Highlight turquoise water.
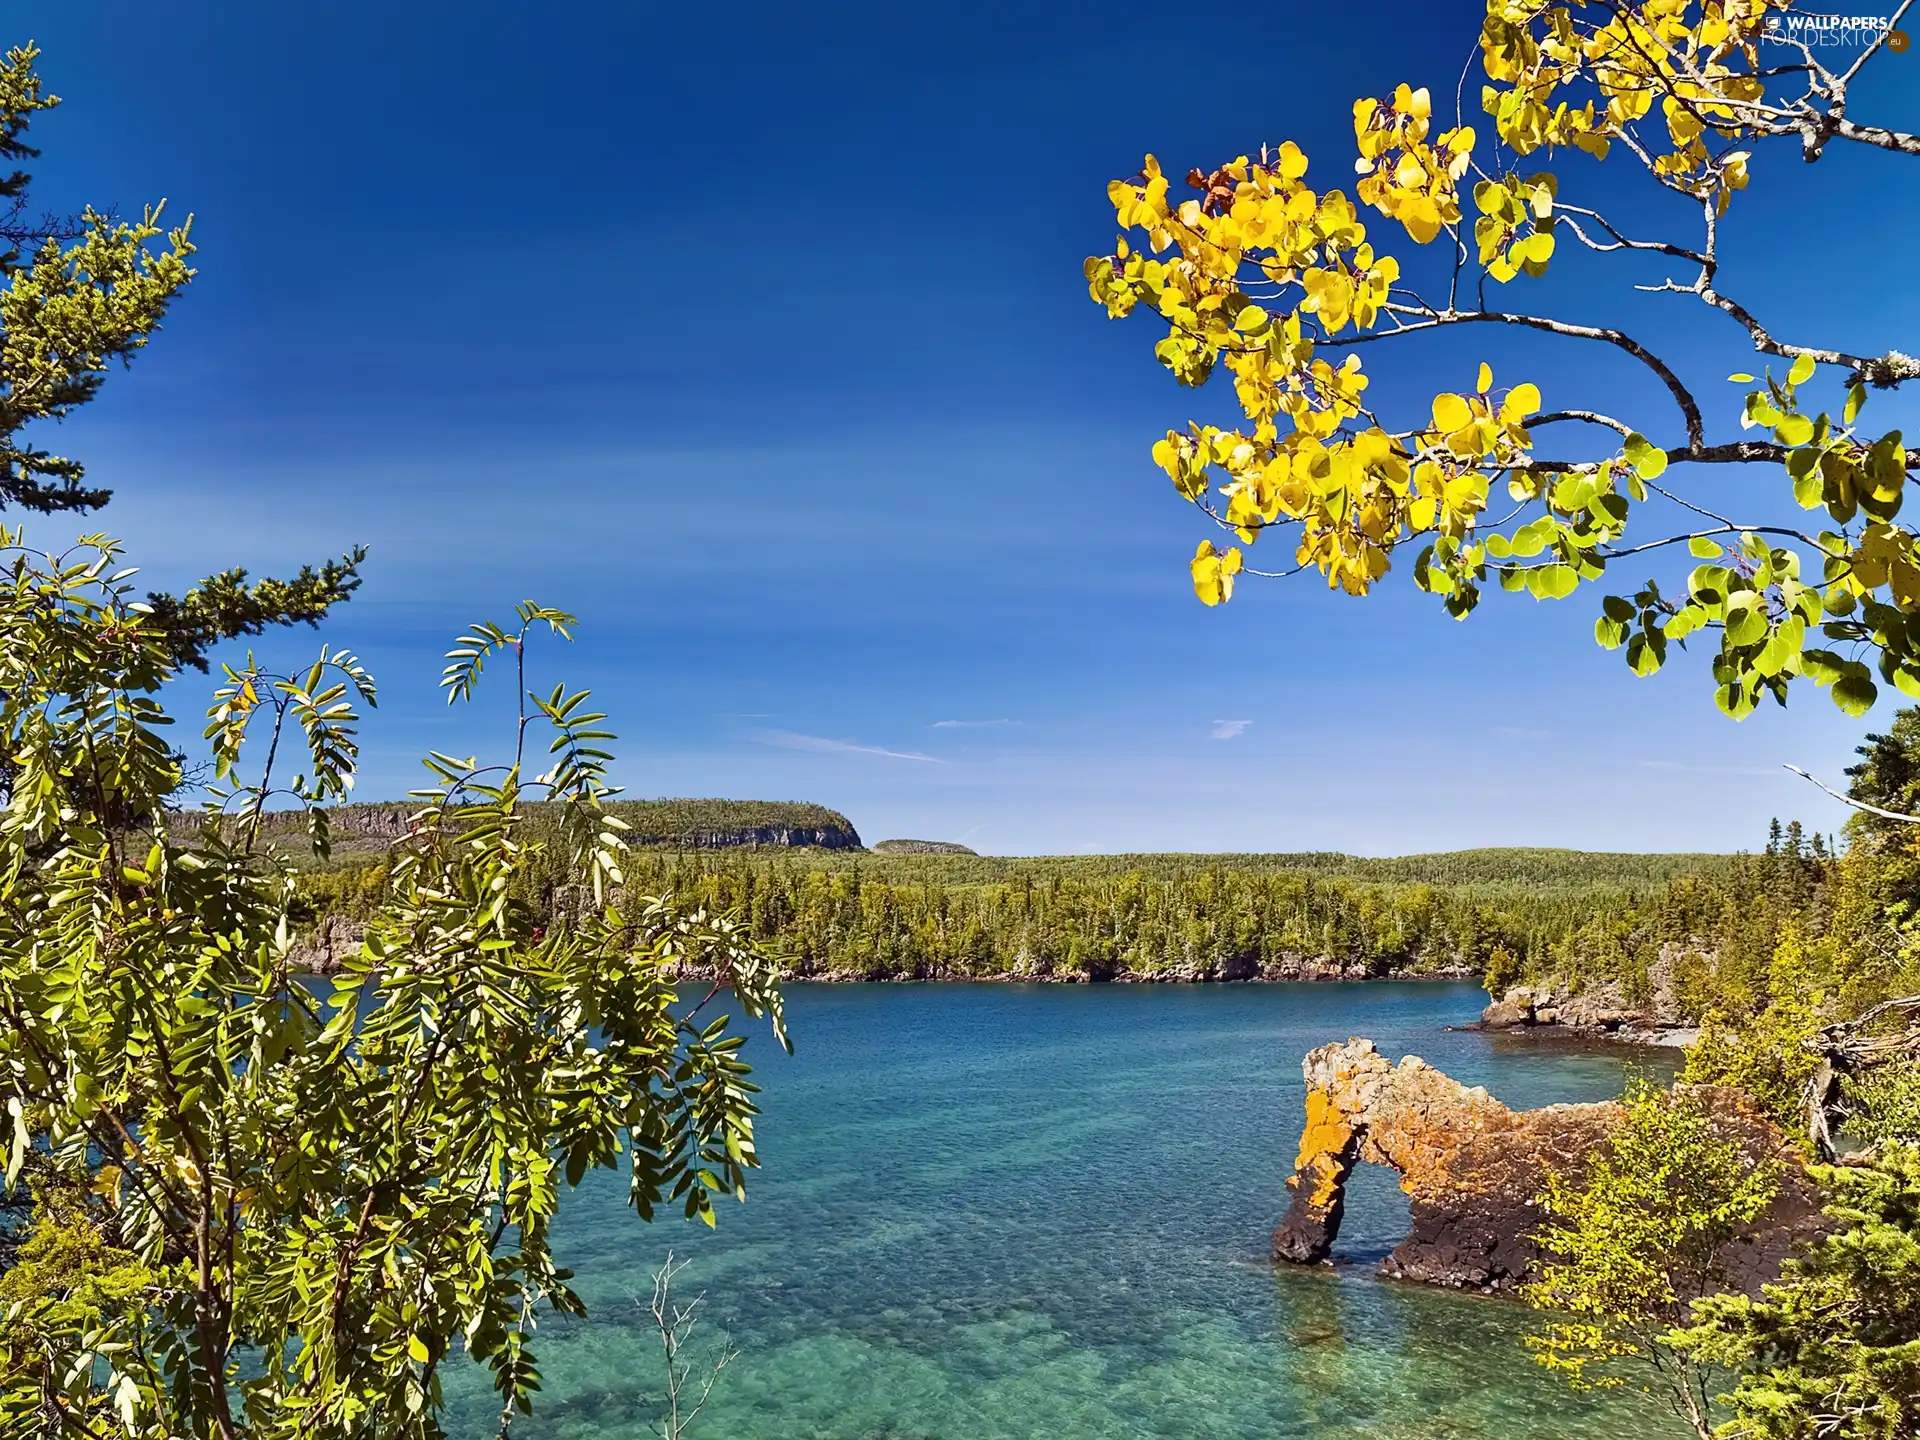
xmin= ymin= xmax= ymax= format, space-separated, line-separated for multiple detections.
xmin=443 ymin=981 xmax=1686 ymax=1439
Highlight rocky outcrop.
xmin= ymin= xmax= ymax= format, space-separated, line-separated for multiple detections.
xmin=1480 ymin=981 xmax=1646 ymax=1034
xmin=1271 ymin=1038 xmax=1822 ymax=1292
xmin=285 ymin=914 xmax=365 ymax=976
xmin=642 ymin=823 xmax=861 ymax=849
xmin=872 ymin=839 xmax=979 ymax=855
xmin=1478 ymin=948 xmax=1701 ymax=1040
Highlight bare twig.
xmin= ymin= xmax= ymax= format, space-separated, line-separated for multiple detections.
xmin=1784 ymin=765 xmax=1920 ymax=824
xmin=647 ymin=1253 xmax=738 ymax=1440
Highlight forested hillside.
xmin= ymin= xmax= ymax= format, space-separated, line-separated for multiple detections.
xmin=289 ymin=827 xmax=1772 ymax=987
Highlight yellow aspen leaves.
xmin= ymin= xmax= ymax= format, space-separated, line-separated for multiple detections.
xmin=1353 ymin=84 xmax=1476 ymax=244
xmin=1478 ymin=0 xmax=1785 ymax=210
xmin=1504 ymin=382 xmax=1542 ymax=421
xmin=1850 ymin=525 xmax=1920 ymax=609
xmin=1301 ymin=266 xmax=1354 ymax=332
xmin=1191 ymin=541 xmax=1243 ymax=605
xmin=1088 ymin=0 xmax=1920 ymax=726
xmin=1107 ymin=155 xmax=1172 ymax=245
xmin=1433 ymin=393 xmax=1474 ymax=433
xmin=1474 ymin=173 xmax=1557 ymax=281
xmin=1089 ymin=99 xmax=1562 ymax=610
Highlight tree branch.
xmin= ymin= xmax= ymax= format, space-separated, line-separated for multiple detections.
xmin=1784 ymin=764 xmax=1920 ymax=824
xmin=1365 ymin=302 xmax=1705 ymax=448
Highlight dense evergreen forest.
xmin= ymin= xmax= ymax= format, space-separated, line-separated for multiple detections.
xmin=290 ymin=815 xmax=1832 ymax=1004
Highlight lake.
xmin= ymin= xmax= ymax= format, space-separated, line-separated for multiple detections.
xmin=442 ymin=981 xmax=1686 ymax=1439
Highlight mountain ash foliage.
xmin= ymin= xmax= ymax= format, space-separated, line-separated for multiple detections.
xmin=0 ymin=550 xmax=788 ymax=1440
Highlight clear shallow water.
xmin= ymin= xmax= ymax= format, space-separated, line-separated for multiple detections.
xmin=443 ymin=982 xmax=1686 ymax=1439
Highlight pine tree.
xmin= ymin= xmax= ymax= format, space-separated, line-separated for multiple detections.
xmin=0 ymin=43 xmax=360 ymax=669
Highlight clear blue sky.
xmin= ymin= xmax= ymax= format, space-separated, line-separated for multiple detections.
xmin=24 ymin=0 xmax=1920 ymax=854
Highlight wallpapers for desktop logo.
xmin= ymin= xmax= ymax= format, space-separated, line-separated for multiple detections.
xmin=1763 ymin=11 xmax=1910 ymax=50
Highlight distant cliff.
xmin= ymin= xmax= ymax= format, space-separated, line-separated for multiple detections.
xmin=233 ymin=798 xmax=863 ymax=859
xmin=610 ymin=800 xmax=862 ymax=850
xmin=872 ymin=839 xmax=978 ymax=855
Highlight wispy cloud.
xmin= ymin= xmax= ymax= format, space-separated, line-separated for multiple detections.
xmin=1211 ymin=719 xmax=1252 ymax=741
xmin=1491 ymin=724 xmax=1553 ymax=740
xmin=932 ymin=718 xmax=1018 ymax=728
xmin=1635 ymin=759 xmax=1779 ymax=778
xmin=754 ymin=729 xmax=943 ymax=763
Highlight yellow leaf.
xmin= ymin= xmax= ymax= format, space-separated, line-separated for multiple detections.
xmin=1504 ymin=382 xmax=1541 ymax=418
xmin=1191 ymin=541 xmax=1243 ymax=606
xmin=1476 ymin=363 xmax=1493 ymax=394
xmin=1399 ymin=195 xmax=1444 ymax=244
xmin=1432 ymin=392 xmax=1473 ymax=432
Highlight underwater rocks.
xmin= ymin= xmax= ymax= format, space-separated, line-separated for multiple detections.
xmin=1271 ymin=1038 xmax=1822 ymax=1292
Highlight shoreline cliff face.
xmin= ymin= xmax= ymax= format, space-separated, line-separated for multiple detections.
xmin=1271 ymin=1038 xmax=1822 ymax=1293
xmin=1478 ymin=956 xmax=1700 ymax=1043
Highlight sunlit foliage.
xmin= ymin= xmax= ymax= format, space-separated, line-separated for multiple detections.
xmin=1524 ymin=1080 xmax=1782 ymax=1438
xmin=1672 ymin=1145 xmax=1920 ymax=1440
xmin=0 ymin=538 xmax=786 ymax=1440
xmin=1090 ymin=1 xmax=1920 ymax=719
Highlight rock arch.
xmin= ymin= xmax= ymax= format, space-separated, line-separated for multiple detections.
xmin=1270 ymin=1038 xmax=1821 ymax=1292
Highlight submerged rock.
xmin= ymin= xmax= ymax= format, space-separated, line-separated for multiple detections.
xmin=1271 ymin=1038 xmax=1822 ymax=1292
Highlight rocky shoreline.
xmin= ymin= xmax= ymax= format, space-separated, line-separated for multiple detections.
xmin=285 ymin=915 xmax=1481 ymax=984
xmin=1473 ymin=979 xmax=1697 ymax=1048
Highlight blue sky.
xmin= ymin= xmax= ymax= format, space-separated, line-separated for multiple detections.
xmin=22 ymin=0 xmax=1920 ymax=854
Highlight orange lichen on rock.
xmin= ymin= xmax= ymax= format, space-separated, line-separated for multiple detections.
xmin=1294 ymin=1088 xmax=1352 ymax=1169
xmin=1294 ymin=1088 xmax=1355 ymax=1208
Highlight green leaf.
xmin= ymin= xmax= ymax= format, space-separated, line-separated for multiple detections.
xmin=1623 ymin=433 xmax=1668 ymax=480
xmin=1845 ymin=383 xmax=1867 ymax=426
xmin=1723 ymin=593 xmax=1768 ymax=646
xmin=1833 ymin=666 xmax=1879 ymax=717
xmin=1789 ymin=451 xmax=1824 ymax=510
xmin=1715 ymin=682 xmax=1758 ymax=719
xmin=1689 ymin=564 xmax=1735 ymax=610
xmin=1529 ymin=565 xmax=1579 ymax=600
xmin=1788 ymin=352 xmax=1817 ymax=387
xmin=1508 ymin=519 xmax=1552 ymax=559
xmin=1688 ymin=537 xmax=1723 ymax=559
xmin=1626 ymin=631 xmax=1665 ymax=676
xmin=1776 ymin=413 xmax=1815 ymax=447
xmin=1664 ymin=607 xmax=1701 ymax=640
xmin=1753 ymin=618 xmax=1806 ymax=677
xmin=1800 ymin=648 xmax=1847 ymax=685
